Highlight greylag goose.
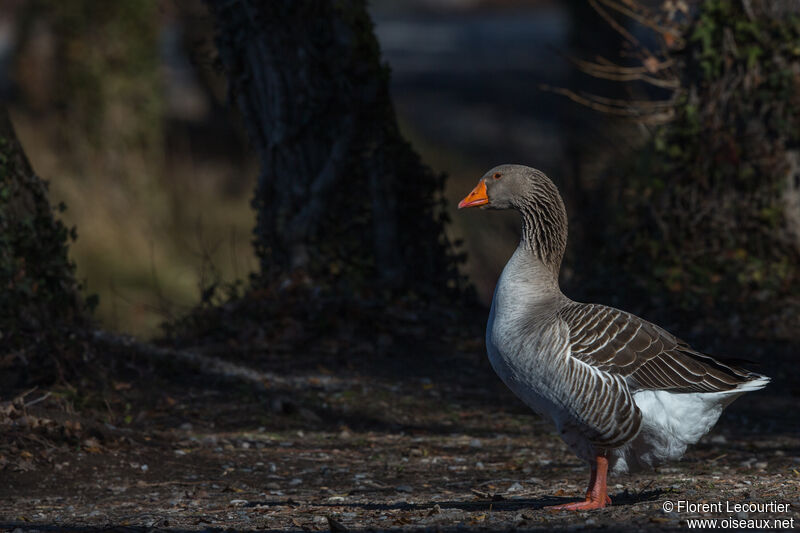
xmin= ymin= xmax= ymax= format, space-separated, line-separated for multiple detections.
xmin=458 ymin=164 xmax=769 ymax=511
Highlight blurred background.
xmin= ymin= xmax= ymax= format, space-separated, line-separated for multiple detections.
xmin=2 ymin=0 xmax=796 ymax=340
xmin=1 ymin=0 xmax=259 ymax=335
xmin=0 ymin=0 xmax=634 ymax=337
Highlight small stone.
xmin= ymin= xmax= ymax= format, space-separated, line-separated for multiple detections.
xmin=507 ymin=482 xmax=523 ymax=493
xmin=327 ymin=514 xmax=348 ymax=532
xmin=469 ymin=439 xmax=482 ymax=448
xmin=395 ymin=485 xmax=413 ymax=493
xmin=710 ymin=435 xmax=727 ymax=444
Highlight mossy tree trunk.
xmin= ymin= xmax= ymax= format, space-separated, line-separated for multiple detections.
xmin=0 ymin=107 xmax=84 ymax=356
xmin=206 ymin=1 xmax=463 ymax=296
xmin=609 ymin=0 xmax=800 ymax=338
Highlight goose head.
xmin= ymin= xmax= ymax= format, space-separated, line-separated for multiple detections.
xmin=457 ymin=164 xmax=556 ymax=210
xmin=458 ymin=164 xmax=568 ymax=274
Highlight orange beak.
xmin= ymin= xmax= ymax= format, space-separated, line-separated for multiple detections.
xmin=458 ymin=181 xmax=489 ymax=209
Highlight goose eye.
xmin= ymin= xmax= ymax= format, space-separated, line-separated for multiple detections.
xmin=493 ymin=172 xmax=502 ymax=180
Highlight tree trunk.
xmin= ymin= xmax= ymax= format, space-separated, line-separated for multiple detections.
xmin=0 ymin=107 xmax=83 ymax=352
xmin=206 ymin=1 xmax=463 ymax=294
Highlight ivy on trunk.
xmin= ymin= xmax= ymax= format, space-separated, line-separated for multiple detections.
xmin=0 ymin=107 xmax=86 ymax=366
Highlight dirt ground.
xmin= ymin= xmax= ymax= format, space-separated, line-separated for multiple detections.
xmin=1 ymin=328 xmax=799 ymax=532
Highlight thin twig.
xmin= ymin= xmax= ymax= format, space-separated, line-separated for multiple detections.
xmin=13 ymin=386 xmax=38 ymax=403
xmin=596 ymin=0 xmax=682 ymax=43
xmin=539 ymin=85 xmax=677 ymax=124
xmin=24 ymin=392 xmax=52 ymax=408
xmin=567 ymin=56 xmax=680 ymax=89
xmin=568 ymin=55 xmax=674 ymax=74
xmin=589 ymin=0 xmax=643 ymax=49
xmin=581 ymin=92 xmax=676 ymax=109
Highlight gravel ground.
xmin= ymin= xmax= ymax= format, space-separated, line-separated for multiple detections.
xmin=1 ymin=336 xmax=798 ymax=532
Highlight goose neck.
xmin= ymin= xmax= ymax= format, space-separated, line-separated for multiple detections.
xmin=517 ymin=198 xmax=567 ymax=278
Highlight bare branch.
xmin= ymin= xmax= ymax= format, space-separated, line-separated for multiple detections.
xmin=539 ymin=84 xmax=677 ymax=123
xmin=93 ymin=330 xmax=358 ymax=391
xmin=569 ymin=56 xmax=674 ymax=74
xmin=596 ymin=0 xmax=683 ymax=45
xmin=567 ymin=56 xmax=680 ymax=89
xmin=589 ymin=0 xmax=643 ymax=49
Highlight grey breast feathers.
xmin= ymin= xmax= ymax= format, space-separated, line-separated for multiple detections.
xmin=558 ymin=303 xmax=763 ymax=393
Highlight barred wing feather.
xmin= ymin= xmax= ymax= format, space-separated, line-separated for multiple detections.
xmin=558 ymin=303 xmax=760 ymax=393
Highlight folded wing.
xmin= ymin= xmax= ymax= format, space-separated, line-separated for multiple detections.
xmin=558 ymin=303 xmax=760 ymax=393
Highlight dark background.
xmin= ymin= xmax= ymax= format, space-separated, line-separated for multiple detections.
xmin=0 ymin=0 xmax=638 ymax=335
